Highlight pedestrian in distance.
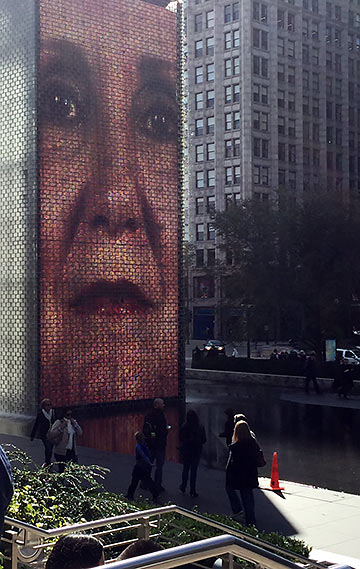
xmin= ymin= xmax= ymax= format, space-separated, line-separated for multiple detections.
xmin=126 ymin=431 xmax=158 ymax=502
xmin=179 ymin=409 xmax=206 ymax=497
xmin=48 ymin=408 xmax=83 ymax=473
xmin=143 ymin=398 xmax=170 ymax=493
xmin=304 ymin=351 xmax=321 ymax=394
xmin=225 ymin=420 xmax=261 ymax=526
xmin=30 ymin=398 xmax=55 ymax=466
xmin=219 ymin=408 xmax=235 ymax=446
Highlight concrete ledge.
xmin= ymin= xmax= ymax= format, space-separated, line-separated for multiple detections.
xmin=0 ymin=413 xmax=34 ymax=437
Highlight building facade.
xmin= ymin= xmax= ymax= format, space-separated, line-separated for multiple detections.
xmin=186 ymin=0 xmax=360 ymax=340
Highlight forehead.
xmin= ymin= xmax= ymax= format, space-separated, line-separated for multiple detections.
xmin=39 ymin=0 xmax=176 ymax=74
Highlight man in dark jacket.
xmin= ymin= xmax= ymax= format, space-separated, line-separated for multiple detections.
xmin=30 ymin=399 xmax=55 ymax=465
xmin=304 ymin=352 xmax=321 ymax=394
xmin=143 ymin=398 xmax=169 ymax=493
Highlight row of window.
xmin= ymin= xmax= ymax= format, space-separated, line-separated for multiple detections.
xmin=194 ymin=3 xmax=239 ymax=32
xmin=194 ymin=250 xmax=216 ymax=269
xmin=195 ymin=166 xmax=241 ymax=188
xmin=278 ymin=143 xmax=297 ymax=163
xmin=195 ymin=63 xmax=214 ymax=83
xmin=196 ymin=223 xmax=215 ymax=241
xmin=194 ymin=112 xmax=267 ymax=137
xmin=195 ymin=195 xmax=215 ymax=215
xmin=195 ymin=139 xmax=241 ymax=161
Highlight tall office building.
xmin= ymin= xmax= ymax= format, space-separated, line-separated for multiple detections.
xmin=186 ymin=0 xmax=360 ymax=340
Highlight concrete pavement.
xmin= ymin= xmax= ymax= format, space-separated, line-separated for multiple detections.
xmin=1 ymin=432 xmax=360 ymax=569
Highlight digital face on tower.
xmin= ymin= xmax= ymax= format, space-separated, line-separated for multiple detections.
xmin=39 ymin=0 xmax=179 ymax=406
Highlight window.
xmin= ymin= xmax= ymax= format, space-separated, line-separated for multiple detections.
xmin=207 ymin=223 xmax=215 ymax=240
xmin=225 ymin=113 xmax=232 ymax=131
xmin=225 ymin=85 xmax=232 ymax=104
xmin=326 ymin=25 xmax=332 ymax=43
xmin=288 ymin=118 xmax=296 ymax=137
xmin=195 ymin=118 xmax=203 ymax=136
xmin=326 ymin=2 xmax=331 ymax=19
xmin=233 ymin=56 xmax=240 ymax=75
xmin=233 ymin=30 xmax=240 ymax=48
xmin=207 ymin=169 xmax=215 ymax=187
xmin=206 ymin=36 xmax=214 ymax=56
xmin=196 ymin=249 xmax=204 ymax=267
xmin=278 ymin=37 xmax=285 ymax=56
xmin=326 ymin=51 xmax=332 ymax=70
xmin=303 ymin=44 xmax=310 ymax=64
xmin=303 ymin=121 xmax=310 ymax=140
xmin=206 ymin=63 xmax=215 ymax=81
xmin=195 ymin=92 xmax=203 ymax=110
xmin=195 ymin=39 xmax=203 ymax=57
xmin=313 ymin=148 xmax=320 ymax=166
xmin=204 ymin=91 xmax=214 ymax=111
xmin=336 ymin=128 xmax=342 ymax=146
xmin=302 ymin=18 xmax=309 ymax=37
xmin=254 ymin=137 xmax=269 ymax=158
xmin=335 ymin=103 xmax=342 ymax=121
xmin=278 ymin=9 xmax=285 ymax=29
xmin=288 ymin=39 xmax=295 ymax=57
xmin=335 ymin=54 xmax=342 ymax=73
xmin=234 ymin=138 xmax=240 ymax=156
xmin=312 ymin=20 xmax=319 ymax=40
xmin=225 ymin=59 xmax=232 ymax=77
xmin=335 ymin=28 xmax=341 ymax=46
xmin=288 ymin=66 xmax=296 ymax=84
xmin=225 ymin=166 xmax=233 ymax=185
xmin=312 ymin=47 xmax=319 ymax=65
xmin=278 ymin=89 xmax=285 ymax=108
xmin=207 ymin=249 xmax=215 ymax=266
xmin=278 ymin=62 xmax=285 ymax=82
xmin=253 ymin=1 xmax=268 ymax=24
xmin=233 ymin=2 xmax=239 ymax=21
xmin=195 ymin=197 xmax=204 ymax=215
xmin=234 ymin=165 xmax=241 ymax=184
xmin=312 ymin=72 xmax=319 ymax=92
xmin=313 ymin=123 xmax=319 ymax=142
xmin=326 ymin=101 xmax=333 ymax=119
xmin=233 ymin=84 xmax=240 ymax=102
xmin=312 ymin=0 xmax=318 ymax=13
xmin=206 ymin=116 xmax=215 ymax=134
xmin=335 ymin=5 xmax=341 ymax=21
xmin=326 ymin=75 xmax=332 ymax=96
xmin=193 ymin=276 xmax=214 ymax=298
xmin=278 ymin=142 xmax=286 ymax=161
xmin=278 ymin=169 xmax=286 ymax=185
xmin=288 ymin=92 xmax=295 ymax=111
xmin=196 ymin=171 xmax=204 ymax=188
xmin=225 ymin=139 xmax=232 ymax=158
xmin=289 ymin=170 xmax=296 ymax=190
xmin=253 ymin=28 xmax=269 ymax=50
xmin=224 ymin=2 xmax=239 ymax=23
xmin=207 ymin=142 xmax=215 ymax=160
xmin=288 ymin=12 xmax=295 ymax=32
xmin=254 ymin=165 xmax=269 ymax=185
xmin=206 ymin=9 xmax=214 ymax=28
xmin=207 ymin=196 xmax=215 ymax=214
xmin=233 ymin=110 xmax=240 ymax=129
xmin=336 ymin=153 xmax=342 ymax=171
xmin=196 ymin=223 xmax=204 ymax=241
xmin=253 ymin=110 xmax=268 ymax=131
xmin=194 ymin=13 xmax=202 ymax=32
xmin=195 ymin=66 xmax=203 ymax=84
xmin=254 ymin=55 xmax=268 ymax=77
xmin=312 ymin=98 xmax=319 ymax=117
xmin=278 ymin=116 xmax=285 ymax=135
xmin=303 ymin=147 xmax=310 ymax=164
xmin=327 ymin=151 xmax=333 ymax=169
xmin=303 ymin=69 xmax=309 ymax=89
xmin=303 ymin=95 xmax=310 ymax=115
xmin=289 ymin=144 xmax=296 ymax=163
xmin=195 ymin=144 xmax=204 ymax=162
xmin=225 ymin=31 xmax=232 ymax=50
xmin=335 ymin=78 xmax=342 ymax=97
xmin=254 ymin=83 xmax=268 ymax=104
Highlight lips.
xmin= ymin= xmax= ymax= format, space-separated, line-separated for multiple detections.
xmin=69 ymin=279 xmax=154 ymax=316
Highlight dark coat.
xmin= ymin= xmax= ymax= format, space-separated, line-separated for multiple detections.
xmin=143 ymin=409 xmax=168 ymax=450
xmin=30 ymin=409 xmax=55 ymax=441
xmin=226 ymin=439 xmax=259 ymax=489
xmin=0 ymin=445 xmax=13 ymax=533
xmin=179 ymin=422 xmax=206 ymax=462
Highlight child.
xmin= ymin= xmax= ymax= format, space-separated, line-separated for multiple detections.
xmin=126 ymin=432 xmax=158 ymax=501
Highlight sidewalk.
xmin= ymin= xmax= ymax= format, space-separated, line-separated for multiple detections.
xmin=1 ymin=432 xmax=360 ymax=568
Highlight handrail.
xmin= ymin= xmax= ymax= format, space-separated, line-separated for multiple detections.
xmin=3 ymin=505 xmax=324 ymax=569
xmin=97 ymin=534 xmax=301 ymax=569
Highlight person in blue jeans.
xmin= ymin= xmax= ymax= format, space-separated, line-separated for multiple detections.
xmin=179 ymin=410 xmax=206 ymax=497
xmin=126 ymin=432 xmax=158 ymax=501
xmin=225 ymin=420 xmax=260 ymax=526
xmin=143 ymin=399 xmax=169 ymax=493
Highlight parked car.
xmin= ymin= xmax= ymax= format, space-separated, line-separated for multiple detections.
xmin=336 ymin=348 xmax=360 ymax=365
xmin=203 ymin=340 xmax=226 ymax=355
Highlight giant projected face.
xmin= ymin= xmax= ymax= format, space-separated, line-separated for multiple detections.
xmin=39 ymin=0 xmax=179 ymax=405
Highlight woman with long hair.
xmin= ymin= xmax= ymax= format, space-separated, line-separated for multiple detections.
xmin=225 ymin=420 xmax=260 ymax=525
xmin=179 ymin=409 xmax=206 ymax=497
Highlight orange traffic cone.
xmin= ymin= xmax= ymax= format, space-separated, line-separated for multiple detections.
xmin=269 ymin=452 xmax=284 ymax=491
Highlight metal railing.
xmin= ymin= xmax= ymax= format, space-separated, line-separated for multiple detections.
xmin=1 ymin=505 xmax=326 ymax=569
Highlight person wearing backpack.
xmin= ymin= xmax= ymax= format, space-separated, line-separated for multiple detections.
xmin=48 ymin=408 xmax=83 ymax=472
xmin=30 ymin=399 xmax=55 ymax=466
xmin=179 ymin=410 xmax=206 ymax=498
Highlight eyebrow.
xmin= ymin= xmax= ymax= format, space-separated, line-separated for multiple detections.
xmin=40 ymin=39 xmax=92 ymax=78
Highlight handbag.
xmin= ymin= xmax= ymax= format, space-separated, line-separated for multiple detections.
xmin=47 ymin=422 xmax=64 ymax=446
xmin=257 ymin=448 xmax=266 ymax=467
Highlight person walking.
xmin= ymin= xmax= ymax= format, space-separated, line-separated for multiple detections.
xmin=143 ymin=398 xmax=169 ymax=493
xmin=30 ymin=398 xmax=55 ymax=466
xmin=304 ymin=352 xmax=321 ymax=394
xmin=0 ymin=445 xmax=13 ymax=534
xmin=225 ymin=421 xmax=260 ymax=526
xmin=219 ymin=408 xmax=234 ymax=446
xmin=126 ymin=432 xmax=158 ymax=502
xmin=179 ymin=410 xmax=206 ymax=497
xmin=48 ymin=409 xmax=83 ymax=473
